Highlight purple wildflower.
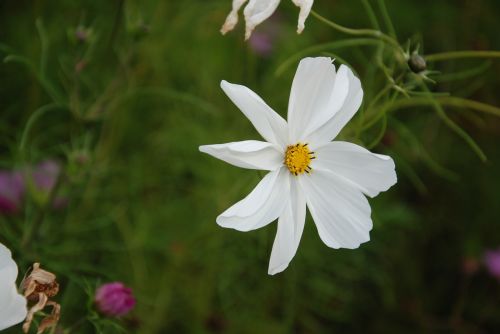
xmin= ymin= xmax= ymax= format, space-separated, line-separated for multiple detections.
xmin=249 ymin=31 xmax=274 ymax=57
xmin=30 ymin=160 xmax=60 ymax=192
xmin=0 ymin=171 xmax=25 ymax=214
xmin=28 ymin=160 xmax=67 ymax=208
xmin=0 ymin=160 xmax=65 ymax=215
xmin=247 ymin=15 xmax=282 ymax=57
xmin=95 ymin=282 xmax=136 ymax=317
xmin=484 ymin=248 xmax=500 ymax=280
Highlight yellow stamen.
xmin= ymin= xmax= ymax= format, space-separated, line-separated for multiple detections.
xmin=284 ymin=143 xmax=315 ymax=175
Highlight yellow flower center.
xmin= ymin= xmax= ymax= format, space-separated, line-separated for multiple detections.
xmin=284 ymin=143 xmax=315 ymax=176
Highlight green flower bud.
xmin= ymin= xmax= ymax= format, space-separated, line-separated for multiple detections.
xmin=408 ymin=53 xmax=427 ymax=73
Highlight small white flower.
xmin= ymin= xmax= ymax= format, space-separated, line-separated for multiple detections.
xmin=221 ymin=0 xmax=314 ymax=40
xmin=0 ymin=243 xmax=27 ymax=330
xmin=200 ymin=57 xmax=397 ymax=275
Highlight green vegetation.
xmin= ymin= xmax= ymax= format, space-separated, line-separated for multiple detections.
xmin=1 ymin=0 xmax=499 ymax=333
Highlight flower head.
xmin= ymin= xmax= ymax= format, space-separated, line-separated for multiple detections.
xmin=200 ymin=57 xmax=397 ymax=275
xmin=221 ymin=0 xmax=313 ymax=40
xmin=0 ymin=243 xmax=27 ymax=331
xmin=95 ymin=282 xmax=136 ymax=317
xmin=484 ymin=248 xmax=500 ymax=280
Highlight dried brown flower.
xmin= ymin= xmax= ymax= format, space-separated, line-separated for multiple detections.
xmin=21 ymin=263 xmax=61 ymax=334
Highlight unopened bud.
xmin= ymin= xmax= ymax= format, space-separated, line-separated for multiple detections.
xmin=408 ymin=53 xmax=427 ymax=73
xmin=95 ymin=282 xmax=136 ymax=317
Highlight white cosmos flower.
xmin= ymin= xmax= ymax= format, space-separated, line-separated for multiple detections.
xmin=221 ymin=0 xmax=314 ymax=40
xmin=0 ymin=243 xmax=27 ymax=330
xmin=200 ymin=57 xmax=397 ymax=275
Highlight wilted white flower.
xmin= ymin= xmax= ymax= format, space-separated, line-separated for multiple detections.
xmin=21 ymin=263 xmax=60 ymax=334
xmin=221 ymin=0 xmax=314 ymax=40
xmin=200 ymin=57 xmax=397 ymax=275
xmin=0 ymin=243 xmax=27 ymax=330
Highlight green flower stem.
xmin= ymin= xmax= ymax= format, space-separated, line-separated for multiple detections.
xmin=419 ymin=83 xmax=487 ymax=162
xmin=391 ymin=118 xmax=460 ymax=181
xmin=275 ymin=38 xmax=381 ymax=77
xmin=436 ymin=61 xmax=491 ymax=82
xmin=361 ymin=0 xmax=381 ymax=30
xmin=19 ymin=103 xmax=65 ymax=155
xmin=4 ymin=54 xmax=64 ymax=103
xmin=425 ymin=50 xmax=500 ymax=62
xmin=310 ymin=10 xmax=404 ymax=56
xmin=363 ymin=96 xmax=500 ymax=130
xmin=393 ymin=154 xmax=428 ymax=195
xmin=377 ymin=0 xmax=397 ymax=39
xmin=22 ymin=170 xmax=66 ymax=248
xmin=367 ymin=113 xmax=387 ymax=149
xmin=35 ymin=19 xmax=48 ymax=79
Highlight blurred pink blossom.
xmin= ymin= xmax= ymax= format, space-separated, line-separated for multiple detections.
xmin=95 ymin=282 xmax=136 ymax=317
xmin=484 ymin=248 xmax=500 ymax=280
xmin=0 ymin=160 xmax=65 ymax=215
xmin=26 ymin=160 xmax=66 ymax=209
xmin=248 ymin=16 xmax=282 ymax=57
xmin=0 ymin=171 xmax=25 ymax=214
xmin=30 ymin=160 xmax=60 ymax=192
xmin=249 ymin=31 xmax=274 ymax=56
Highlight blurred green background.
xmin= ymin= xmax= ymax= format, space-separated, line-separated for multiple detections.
xmin=1 ymin=0 xmax=499 ymax=333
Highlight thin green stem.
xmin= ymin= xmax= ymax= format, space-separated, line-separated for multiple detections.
xmin=364 ymin=96 xmax=500 ymax=130
xmin=436 ymin=61 xmax=491 ymax=82
xmin=367 ymin=113 xmax=387 ymax=149
xmin=4 ymin=54 xmax=64 ymax=103
xmin=391 ymin=118 xmax=459 ymax=181
xmin=108 ymin=0 xmax=125 ymax=48
xmin=275 ymin=38 xmax=381 ymax=76
xmin=392 ymin=154 xmax=428 ymax=195
xmin=311 ymin=10 xmax=404 ymax=55
xmin=421 ymin=83 xmax=486 ymax=162
xmin=361 ymin=0 xmax=381 ymax=30
xmin=364 ymin=83 xmax=392 ymax=125
xmin=35 ymin=19 xmax=48 ymax=79
xmin=432 ymin=100 xmax=487 ymax=162
xmin=425 ymin=50 xmax=500 ymax=62
xmin=22 ymin=171 xmax=65 ymax=248
xmin=19 ymin=103 xmax=64 ymax=155
xmin=377 ymin=0 xmax=397 ymax=39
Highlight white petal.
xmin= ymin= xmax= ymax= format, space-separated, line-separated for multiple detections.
xmin=221 ymin=0 xmax=249 ymax=35
xmin=0 ymin=293 xmax=27 ymax=331
xmin=291 ymin=0 xmax=314 ymax=33
xmin=287 ymin=58 xmax=350 ymax=143
xmin=217 ymin=167 xmax=289 ymax=231
xmin=299 ymin=170 xmax=372 ymax=249
xmin=0 ymin=244 xmax=18 ymax=304
xmin=303 ymin=64 xmax=351 ymax=139
xmin=221 ymin=80 xmax=288 ymax=147
xmin=307 ymin=66 xmax=363 ymax=144
xmin=0 ymin=243 xmax=27 ymax=331
xmin=199 ymin=140 xmax=283 ymax=171
xmin=268 ymin=178 xmax=306 ymax=275
xmin=243 ymin=0 xmax=281 ymax=40
xmin=312 ymin=141 xmax=397 ymax=197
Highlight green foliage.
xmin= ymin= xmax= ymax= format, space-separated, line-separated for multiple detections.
xmin=1 ymin=0 xmax=499 ymax=333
